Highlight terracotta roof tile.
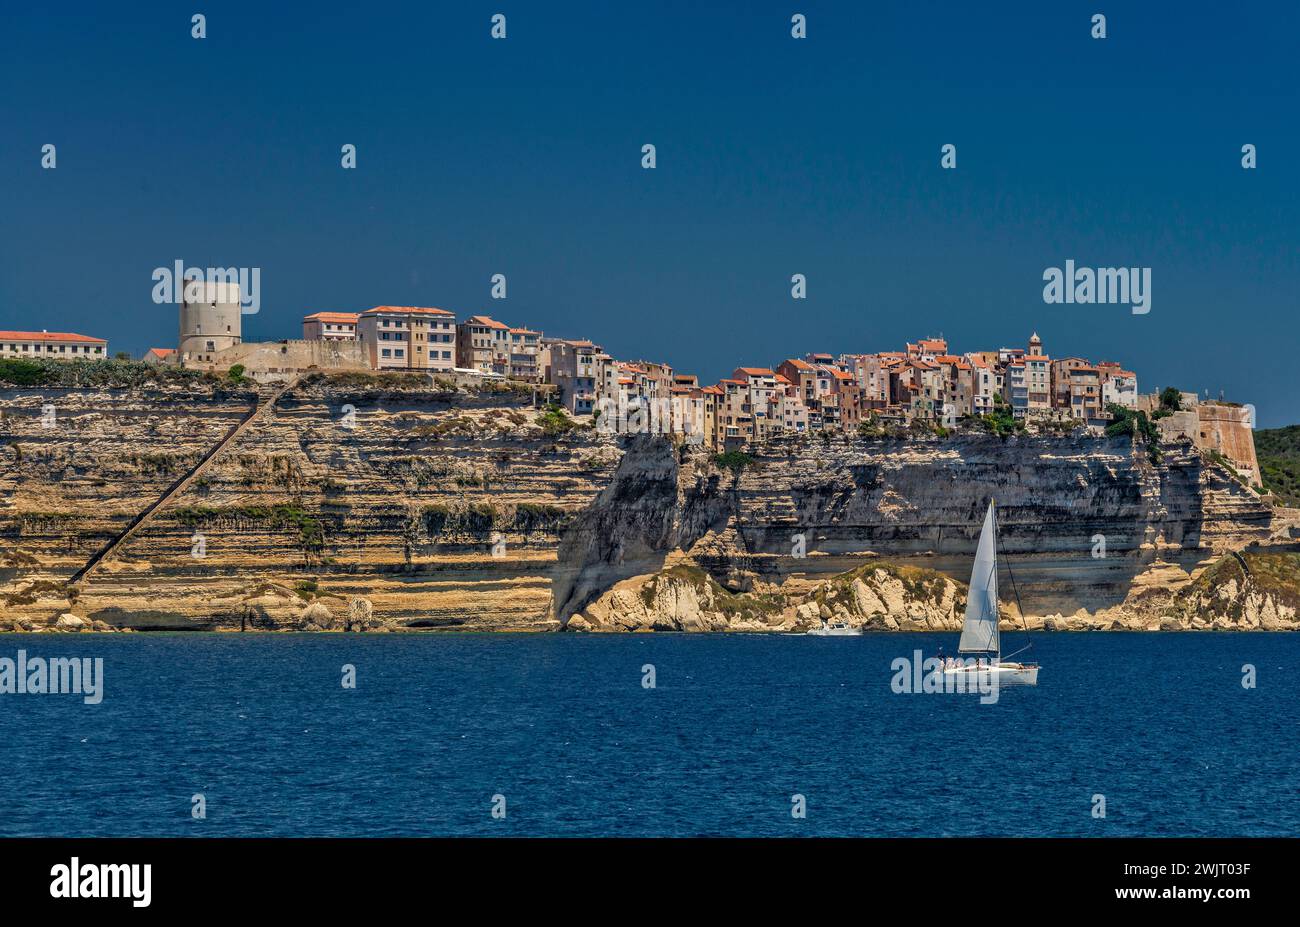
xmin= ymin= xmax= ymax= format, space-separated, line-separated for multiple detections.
xmin=0 ymin=330 xmax=106 ymax=343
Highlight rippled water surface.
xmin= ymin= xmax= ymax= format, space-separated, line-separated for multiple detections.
xmin=0 ymin=632 xmax=1294 ymax=836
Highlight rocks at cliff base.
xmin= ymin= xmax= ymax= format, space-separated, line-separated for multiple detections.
xmin=568 ymin=546 xmax=1300 ymax=632
xmin=300 ymin=602 xmax=338 ymax=631
xmin=345 ymin=597 xmax=382 ymax=631
xmin=807 ymin=563 xmax=964 ymax=631
xmin=1175 ymin=547 xmax=1299 ymax=629
xmin=572 ymin=562 xmax=789 ymax=632
xmin=570 ymin=559 xmax=967 ymax=633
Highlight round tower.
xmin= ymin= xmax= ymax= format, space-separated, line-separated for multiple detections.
xmin=178 ymin=279 xmax=242 ymax=362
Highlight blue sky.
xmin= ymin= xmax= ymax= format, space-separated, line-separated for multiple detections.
xmin=2 ymin=1 xmax=1296 ymax=424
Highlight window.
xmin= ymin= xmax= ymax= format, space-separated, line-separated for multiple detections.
xmin=381 ymin=349 xmax=391 ymax=358
xmin=442 ymin=351 xmax=451 ymax=359
xmin=395 ymin=349 xmax=404 ymax=358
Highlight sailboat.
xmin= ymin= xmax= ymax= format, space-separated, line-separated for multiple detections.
xmin=943 ymin=499 xmax=1039 ymax=687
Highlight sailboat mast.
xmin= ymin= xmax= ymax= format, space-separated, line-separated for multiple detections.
xmin=991 ymin=501 xmax=1000 ymax=659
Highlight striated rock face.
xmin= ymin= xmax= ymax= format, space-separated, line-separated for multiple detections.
xmin=0 ymin=379 xmax=1284 ymax=631
xmin=556 ymin=432 xmax=1282 ymax=630
xmin=2 ymin=377 xmax=621 ymax=630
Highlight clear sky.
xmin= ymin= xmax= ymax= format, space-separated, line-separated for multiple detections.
xmin=2 ymin=1 xmax=1296 ymax=424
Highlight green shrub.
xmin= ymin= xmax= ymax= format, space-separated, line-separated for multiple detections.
xmin=713 ymin=450 xmax=755 ymax=472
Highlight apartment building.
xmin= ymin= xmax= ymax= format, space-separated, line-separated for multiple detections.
xmin=969 ymin=355 xmax=997 ymax=414
xmin=506 ymin=327 xmax=543 ymax=382
xmin=302 ymin=312 xmax=360 ymax=341
xmin=906 ymin=359 xmax=945 ymax=421
xmin=842 ymin=353 xmax=890 ymax=411
xmin=1004 ymin=360 xmax=1029 ymax=417
xmin=772 ymin=374 xmax=809 ymax=433
xmin=1067 ymin=366 xmax=1104 ymax=421
xmin=732 ymin=367 xmax=780 ymax=439
xmin=1097 ymin=362 xmax=1138 ymax=408
xmin=456 ymin=315 xmax=510 ymax=374
xmin=717 ymin=378 xmax=754 ymax=443
xmin=0 ymin=330 xmax=108 ymax=360
xmin=543 ymin=338 xmax=602 ymax=414
xmin=777 ymin=358 xmax=819 ymax=412
xmin=357 ymin=306 xmax=457 ymax=371
xmin=698 ymin=384 xmax=724 ymax=447
xmin=1025 ymin=333 xmax=1052 ymax=413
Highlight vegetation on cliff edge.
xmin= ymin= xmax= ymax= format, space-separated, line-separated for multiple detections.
xmin=0 ymin=357 xmax=224 ymax=389
xmin=1255 ymin=425 xmax=1300 ymax=506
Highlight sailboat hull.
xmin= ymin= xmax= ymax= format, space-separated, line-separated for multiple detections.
xmin=943 ymin=663 xmax=1039 ymax=687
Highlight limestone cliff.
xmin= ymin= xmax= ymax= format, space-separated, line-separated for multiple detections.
xmin=557 ymin=432 xmax=1279 ymax=628
xmin=0 ymin=376 xmax=1288 ymax=631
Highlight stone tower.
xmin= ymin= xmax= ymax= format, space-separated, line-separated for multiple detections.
xmin=178 ymin=279 xmax=242 ymax=363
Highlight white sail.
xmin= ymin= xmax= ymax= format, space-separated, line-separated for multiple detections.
xmin=957 ymin=500 xmax=999 ymax=655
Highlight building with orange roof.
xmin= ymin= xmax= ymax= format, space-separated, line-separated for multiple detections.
xmin=716 ymin=378 xmax=755 ymax=443
xmin=143 ymin=347 xmax=177 ymax=364
xmin=0 ymin=330 xmax=107 ymax=361
xmin=731 ymin=367 xmax=780 ymax=439
xmin=776 ymin=359 xmax=819 ymax=414
xmin=357 ymin=306 xmax=457 ymax=372
xmin=967 ymin=353 xmax=998 ymax=414
xmin=906 ymin=337 xmax=948 ymax=361
xmin=302 ymin=311 xmax=360 ymax=341
xmin=456 ymin=314 xmax=510 ymax=375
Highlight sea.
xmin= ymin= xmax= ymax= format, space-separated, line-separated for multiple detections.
xmin=0 ymin=632 xmax=1295 ymax=837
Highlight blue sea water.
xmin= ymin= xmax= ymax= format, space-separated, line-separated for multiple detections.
xmin=0 ymin=632 xmax=1295 ymax=837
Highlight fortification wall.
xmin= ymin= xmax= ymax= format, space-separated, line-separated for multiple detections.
xmin=195 ymin=339 xmax=370 ymax=382
xmin=1195 ymin=403 xmax=1260 ymax=485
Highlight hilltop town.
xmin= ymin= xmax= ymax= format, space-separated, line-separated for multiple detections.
xmin=0 ymin=283 xmax=1289 ymax=636
xmin=0 ymin=281 xmax=1260 ymax=482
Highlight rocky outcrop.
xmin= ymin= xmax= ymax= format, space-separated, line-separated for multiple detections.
xmin=0 ymin=377 xmax=1284 ymax=631
xmin=570 ymin=559 xmax=966 ymax=633
xmin=1173 ymin=546 xmax=1300 ymax=630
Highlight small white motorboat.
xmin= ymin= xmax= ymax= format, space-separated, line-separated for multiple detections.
xmin=807 ymin=621 xmax=862 ymax=636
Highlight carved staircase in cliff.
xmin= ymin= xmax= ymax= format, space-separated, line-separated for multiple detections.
xmin=67 ymin=376 xmax=301 ymax=587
